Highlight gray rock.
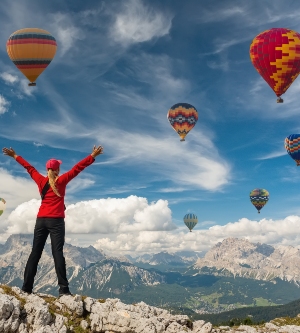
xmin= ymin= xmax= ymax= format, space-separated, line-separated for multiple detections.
xmin=265 ymin=323 xmax=278 ymax=330
xmin=57 ymin=294 xmax=83 ymax=316
xmin=236 ymin=326 xmax=257 ymax=333
xmin=200 ymin=323 xmax=213 ymax=333
xmin=81 ymin=319 xmax=89 ymax=329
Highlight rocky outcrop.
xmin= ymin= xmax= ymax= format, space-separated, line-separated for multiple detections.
xmin=193 ymin=238 xmax=300 ymax=284
xmin=1 ymin=285 xmax=300 ymax=333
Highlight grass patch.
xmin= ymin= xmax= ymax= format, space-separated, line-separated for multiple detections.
xmin=0 ymin=284 xmax=26 ymax=309
xmin=272 ymin=317 xmax=300 ymax=326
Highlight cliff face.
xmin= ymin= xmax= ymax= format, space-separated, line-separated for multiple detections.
xmin=1 ymin=285 xmax=300 ymax=333
xmin=193 ymin=238 xmax=300 ymax=283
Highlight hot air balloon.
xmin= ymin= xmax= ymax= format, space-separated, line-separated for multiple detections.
xmin=167 ymin=103 xmax=198 ymax=141
xmin=0 ymin=198 xmax=6 ymax=216
xmin=183 ymin=213 xmax=198 ymax=232
xmin=250 ymin=28 xmax=300 ymax=103
xmin=249 ymin=189 xmax=269 ymax=214
xmin=285 ymin=134 xmax=300 ymax=166
xmin=6 ymin=28 xmax=57 ymax=86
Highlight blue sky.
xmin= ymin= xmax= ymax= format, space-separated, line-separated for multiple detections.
xmin=1 ymin=0 xmax=300 ymax=254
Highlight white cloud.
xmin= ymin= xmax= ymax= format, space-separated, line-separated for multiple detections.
xmin=95 ymin=129 xmax=230 ymax=191
xmin=5 ymin=199 xmax=40 ymax=234
xmin=4 ymin=195 xmax=176 ymax=235
xmin=0 ymin=72 xmax=18 ymax=84
xmin=0 ymin=72 xmax=35 ymax=97
xmin=0 ymin=168 xmax=40 ymax=231
xmin=33 ymin=142 xmax=44 ymax=147
xmin=50 ymin=12 xmax=85 ymax=56
xmin=198 ymin=6 xmax=247 ymax=23
xmin=256 ymin=149 xmax=286 ymax=160
xmin=93 ymin=215 xmax=300 ymax=256
xmin=110 ymin=0 xmax=172 ymax=45
xmin=66 ymin=176 xmax=95 ymax=195
xmin=0 ymin=95 xmax=10 ymax=114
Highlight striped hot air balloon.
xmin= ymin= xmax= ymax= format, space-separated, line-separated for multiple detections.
xmin=250 ymin=28 xmax=300 ymax=103
xmin=285 ymin=134 xmax=300 ymax=166
xmin=6 ymin=28 xmax=57 ymax=86
xmin=0 ymin=198 xmax=6 ymax=217
xmin=249 ymin=189 xmax=269 ymax=214
xmin=167 ymin=103 xmax=198 ymax=141
xmin=183 ymin=213 xmax=198 ymax=232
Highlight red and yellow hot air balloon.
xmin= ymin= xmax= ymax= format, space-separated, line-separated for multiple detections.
xmin=250 ymin=28 xmax=300 ymax=103
xmin=6 ymin=28 xmax=57 ymax=86
xmin=167 ymin=103 xmax=198 ymax=141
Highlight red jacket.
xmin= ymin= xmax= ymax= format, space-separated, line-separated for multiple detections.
xmin=16 ymin=155 xmax=95 ymax=218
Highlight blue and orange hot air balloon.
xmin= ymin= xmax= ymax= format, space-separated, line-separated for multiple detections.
xmin=250 ymin=28 xmax=300 ymax=103
xmin=285 ymin=134 xmax=300 ymax=166
xmin=167 ymin=103 xmax=198 ymax=141
xmin=183 ymin=213 xmax=198 ymax=232
xmin=6 ymin=28 xmax=57 ymax=86
xmin=250 ymin=189 xmax=269 ymax=214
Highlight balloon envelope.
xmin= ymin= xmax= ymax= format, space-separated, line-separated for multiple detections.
xmin=6 ymin=28 xmax=57 ymax=85
xmin=249 ymin=189 xmax=269 ymax=213
xmin=249 ymin=28 xmax=300 ymax=101
xmin=183 ymin=213 xmax=198 ymax=232
xmin=0 ymin=198 xmax=6 ymax=216
xmin=285 ymin=134 xmax=300 ymax=166
xmin=167 ymin=103 xmax=198 ymax=141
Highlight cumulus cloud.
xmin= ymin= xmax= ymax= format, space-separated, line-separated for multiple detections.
xmin=5 ymin=199 xmax=40 ymax=234
xmin=94 ymin=215 xmax=300 ymax=255
xmin=0 ymin=95 xmax=10 ymax=114
xmin=110 ymin=0 xmax=172 ymax=45
xmin=4 ymin=195 xmax=176 ymax=234
xmin=0 ymin=168 xmax=40 ymax=231
xmin=4 ymin=189 xmax=300 ymax=256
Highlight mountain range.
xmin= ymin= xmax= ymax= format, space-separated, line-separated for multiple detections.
xmin=191 ymin=237 xmax=300 ymax=284
xmin=2 ymin=235 xmax=300 ymax=314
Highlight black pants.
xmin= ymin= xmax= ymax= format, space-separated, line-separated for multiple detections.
xmin=22 ymin=217 xmax=69 ymax=293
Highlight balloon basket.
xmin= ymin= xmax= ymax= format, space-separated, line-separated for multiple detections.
xmin=276 ymin=97 xmax=283 ymax=103
xmin=180 ymin=139 xmax=185 ymax=142
xmin=258 ymin=211 xmax=260 ymax=214
xmin=28 ymin=82 xmax=36 ymax=86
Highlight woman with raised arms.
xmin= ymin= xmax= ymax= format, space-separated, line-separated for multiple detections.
xmin=2 ymin=145 xmax=104 ymax=297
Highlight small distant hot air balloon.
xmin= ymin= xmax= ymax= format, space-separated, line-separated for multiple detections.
xmin=6 ymin=28 xmax=57 ymax=86
xmin=0 ymin=198 xmax=6 ymax=216
xmin=285 ymin=134 xmax=300 ymax=166
xmin=183 ymin=213 xmax=198 ymax=232
xmin=250 ymin=189 xmax=269 ymax=214
xmin=167 ymin=103 xmax=198 ymax=141
xmin=250 ymin=28 xmax=300 ymax=103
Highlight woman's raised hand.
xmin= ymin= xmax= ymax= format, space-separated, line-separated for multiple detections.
xmin=91 ymin=145 xmax=104 ymax=158
xmin=2 ymin=147 xmax=18 ymax=159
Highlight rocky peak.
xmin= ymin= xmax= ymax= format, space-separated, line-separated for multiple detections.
xmin=194 ymin=238 xmax=300 ymax=283
xmin=3 ymin=234 xmax=33 ymax=250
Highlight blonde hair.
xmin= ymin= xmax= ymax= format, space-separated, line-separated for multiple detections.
xmin=47 ymin=169 xmax=61 ymax=197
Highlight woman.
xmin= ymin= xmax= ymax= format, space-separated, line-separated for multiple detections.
xmin=2 ymin=145 xmax=104 ymax=297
